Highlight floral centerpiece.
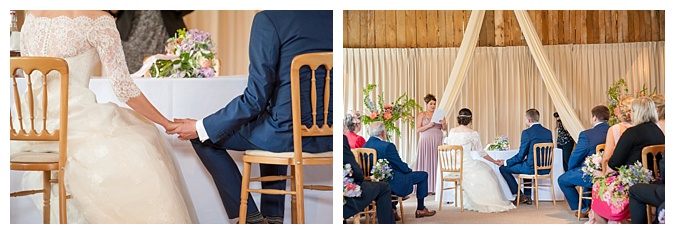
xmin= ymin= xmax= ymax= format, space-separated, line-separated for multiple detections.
xmin=606 ymin=78 xmax=657 ymax=125
xmin=370 ymin=159 xmax=393 ymax=182
xmin=592 ymin=161 xmax=654 ymax=215
xmin=149 ymin=28 xmax=217 ymax=78
xmin=343 ymin=163 xmax=362 ymax=205
xmin=486 ymin=135 xmax=510 ymax=151
xmin=361 ymin=84 xmax=422 ymax=140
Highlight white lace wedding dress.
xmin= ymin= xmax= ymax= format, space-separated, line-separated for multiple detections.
xmin=11 ymin=13 xmax=196 ymax=223
xmin=441 ymin=131 xmax=516 ymax=213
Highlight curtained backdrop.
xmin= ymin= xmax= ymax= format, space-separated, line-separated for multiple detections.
xmin=344 ymin=41 xmax=664 ymax=167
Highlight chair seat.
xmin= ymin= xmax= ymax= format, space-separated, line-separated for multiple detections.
xmin=244 ymin=150 xmax=333 ymax=158
xmin=10 ymin=152 xmax=60 ymax=163
xmin=441 ymin=172 xmax=461 ymax=178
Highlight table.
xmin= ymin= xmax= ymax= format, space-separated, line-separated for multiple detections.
xmin=435 ymin=148 xmax=564 ymax=203
xmin=9 ymin=76 xmax=333 ymax=224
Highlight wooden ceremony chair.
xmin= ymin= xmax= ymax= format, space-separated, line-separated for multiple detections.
xmin=640 ymin=144 xmax=665 ymax=224
xmin=438 ymin=145 xmax=464 ymax=211
xmin=238 ymin=52 xmax=333 ymax=224
xmin=347 ymin=148 xmax=378 ymax=224
xmin=577 ymin=143 xmax=605 ymax=220
xmin=517 ymin=142 xmax=556 ymax=209
xmin=10 ymin=57 xmax=70 ymax=224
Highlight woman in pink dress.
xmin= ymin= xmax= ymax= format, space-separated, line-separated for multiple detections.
xmin=415 ymin=94 xmax=447 ymax=195
xmin=587 ymin=97 xmax=634 ymax=224
xmin=344 ymin=110 xmax=366 ymax=149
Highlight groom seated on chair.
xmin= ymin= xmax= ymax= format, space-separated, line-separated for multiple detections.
xmin=558 ymin=105 xmax=610 ymax=218
xmin=497 ymin=108 xmax=553 ymax=205
xmin=363 ymin=121 xmax=436 ymax=218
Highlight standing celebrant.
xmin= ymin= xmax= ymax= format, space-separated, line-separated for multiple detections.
xmin=415 ymin=94 xmax=447 ymax=195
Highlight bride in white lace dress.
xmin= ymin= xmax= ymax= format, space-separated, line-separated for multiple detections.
xmin=441 ymin=108 xmax=515 ymax=213
xmin=11 ymin=11 xmax=196 ymax=223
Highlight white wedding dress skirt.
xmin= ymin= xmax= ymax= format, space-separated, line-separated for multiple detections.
xmin=440 ymin=132 xmax=516 ymax=213
xmin=11 ymin=14 xmax=196 ymax=223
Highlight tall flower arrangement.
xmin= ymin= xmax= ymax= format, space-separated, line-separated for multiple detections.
xmin=606 ymin=78 xmax=657 ymax=125
xmin=361 ymin=84 xmax=422 ymax=140
xmin=150 ymin=28 xmax=217 ymax=78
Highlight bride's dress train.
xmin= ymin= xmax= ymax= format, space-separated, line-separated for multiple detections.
xmin=441 ymin=131 xmax=516 ymax=213
xmin=11 ymin=13 xmax=196 ymax=223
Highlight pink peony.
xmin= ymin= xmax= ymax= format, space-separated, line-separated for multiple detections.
xmin=384 ymin=112 xmax=392 ymax=120
xmin=592 ymin=155 xmax=602 ymax=165
xmin=201 ymin=59 xmax=212 ymax=68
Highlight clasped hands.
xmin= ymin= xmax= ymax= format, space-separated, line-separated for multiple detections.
xmin=493 ymin=159 xmax=505 ymax=166
xmin=164 ymin=118 xmax=199 ymax=141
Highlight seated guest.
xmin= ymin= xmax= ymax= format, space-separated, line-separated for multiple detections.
xmin=629 ymin=157 xmax=665 ymax=224
xmin=558 ymin=105 xmax=610 ymax=217
xmin=651 ymin=94 xmax=665 ymax=133
xmin=593 ymin=97 xmax=665 ymax=223
xmin=363 ymin=121 xmax=436 ymax=218
xmin=342 ymin=135 xmax=395 ymax=224
xmin=344 ymin=110 xmax=366 ymax=149
xmin=498 ymin=108 xmax=553 ymax=205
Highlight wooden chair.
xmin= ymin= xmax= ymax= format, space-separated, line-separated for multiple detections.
xmin=641 ymin=144 xmax=665 ymax=224
xmin=438 ymin=145 xmax=464 ymax=211
xmin=238 ymin=52 xmax=333 ymax=224
xmin=576 ymin=143 xmax=605 ymax=220
xmin=9 ymin=57 xmax=70 ymax=224
xmin=517 ymin=142 xmax=556 ymax=209
xmin=347 ymin=148 xmax=378 ymax=224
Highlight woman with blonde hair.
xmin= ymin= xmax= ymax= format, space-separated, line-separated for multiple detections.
xmin=590 ymin=97 xmax=665 ymax=224
xmin=651 ymin=94 xmax=665 ymax=133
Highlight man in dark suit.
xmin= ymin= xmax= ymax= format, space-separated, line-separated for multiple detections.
xmin=168 ymin=11 xmax=332 ymax=224
xmin=363 ymin=121 xmax=436 ymax=218
xmin=558 ymin=105 xmax=610 ymax=217
xmin=498 ymin=108 xmax=553 ymax=204
xmin=629 ymin=157 xmax=665 ymax=223
xmin=343 ymin=135 xmax=396 ymax=224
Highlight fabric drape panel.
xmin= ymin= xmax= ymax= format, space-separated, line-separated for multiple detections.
xmin=344 ymin=41 xmax=664 ymax=166
xmin=515 ymin=10 xmax=583 ymax=142
xmin=184 ymin=10 xmax=257 ymax=76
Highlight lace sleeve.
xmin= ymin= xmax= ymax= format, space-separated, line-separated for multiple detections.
xmin=472 ymin=132 xmax=488 ymax=157
xmin=88 ymin=16 xmax=141 ymax=102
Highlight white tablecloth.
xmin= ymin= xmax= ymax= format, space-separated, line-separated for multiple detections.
xmin=10 ymin=76 xmax=333 ymax=224
xmin=435 ymin=148 xmax=563 ymax=203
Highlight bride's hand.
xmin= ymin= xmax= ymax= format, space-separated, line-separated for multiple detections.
xmin=163 ymin=121 xmax=181 ymax=132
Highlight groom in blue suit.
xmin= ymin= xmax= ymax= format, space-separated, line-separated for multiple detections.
xmin=498 ymin=109 xmax=553 ymax=204
xmin=363 ymin=121 xmax=437 ymax=218
xmin=168 ymin=11 xmax=332 ymax=224
xmin=558 ymin=105 xmax=610 ymax=217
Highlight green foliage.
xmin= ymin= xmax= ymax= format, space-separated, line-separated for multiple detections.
xmin=361 ymin=84 xmax=422 ymax=141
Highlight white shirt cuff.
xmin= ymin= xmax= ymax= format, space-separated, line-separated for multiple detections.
xmin=196 ymin=119 xmax=210 ymax=142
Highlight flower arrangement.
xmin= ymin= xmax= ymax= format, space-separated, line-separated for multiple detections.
xmin=361 ymin=84 xmax=422 ymax=140
xmin=592 ymin=161 xmax=654 ymax=214
xmin=606 ymin=78 xmax=657 ymax=125
xmin=343 ymin=163 xmax=362 ymax=205
xmin=150 ymin=28 xmax=217 ymax=78
xmin=486 ymin=135 xmax=510 ymax=151
xmin=581 ymin=151 xmax=603 ymax=181
xmin=370 ymin=159 xmax=393 ymax=182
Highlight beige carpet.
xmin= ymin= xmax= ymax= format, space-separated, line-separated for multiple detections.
xmin=349 ymin=194 xmax=587 ymax=224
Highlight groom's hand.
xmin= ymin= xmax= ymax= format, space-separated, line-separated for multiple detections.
xmin=167 ymin=118 xmax=198 ymax=141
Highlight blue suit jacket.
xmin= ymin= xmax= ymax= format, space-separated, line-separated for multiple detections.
xmin=363 ymin=137 xmax=414 ymax=196
xmin=568 ymin=122 xmax=610 ymax=171
xmin=202 ymin=11 xmax=332 ymax=153
xmin=506 ymin=123 xmax=553 ymax=173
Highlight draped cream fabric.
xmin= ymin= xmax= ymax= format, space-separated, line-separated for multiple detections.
xmin=343 ymin=42 xmax=664 ymax=166
xmin=514 ymin=10 xmax=583 ymax=142
xmin=184 ymin=10 xmax=257 ymax=76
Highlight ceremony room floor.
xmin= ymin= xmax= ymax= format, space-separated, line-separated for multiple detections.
xmin=350 ymin=194 xmax=587 ymax=224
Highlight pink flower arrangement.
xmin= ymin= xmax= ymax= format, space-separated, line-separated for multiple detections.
xmin=361 ymin=84 xmax=422 ymax=140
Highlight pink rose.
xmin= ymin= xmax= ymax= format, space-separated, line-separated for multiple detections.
xmin=592 ymin=155 xmax=602 ymax=165
xmin=201 ymin=59 xmax=212 ymax=68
